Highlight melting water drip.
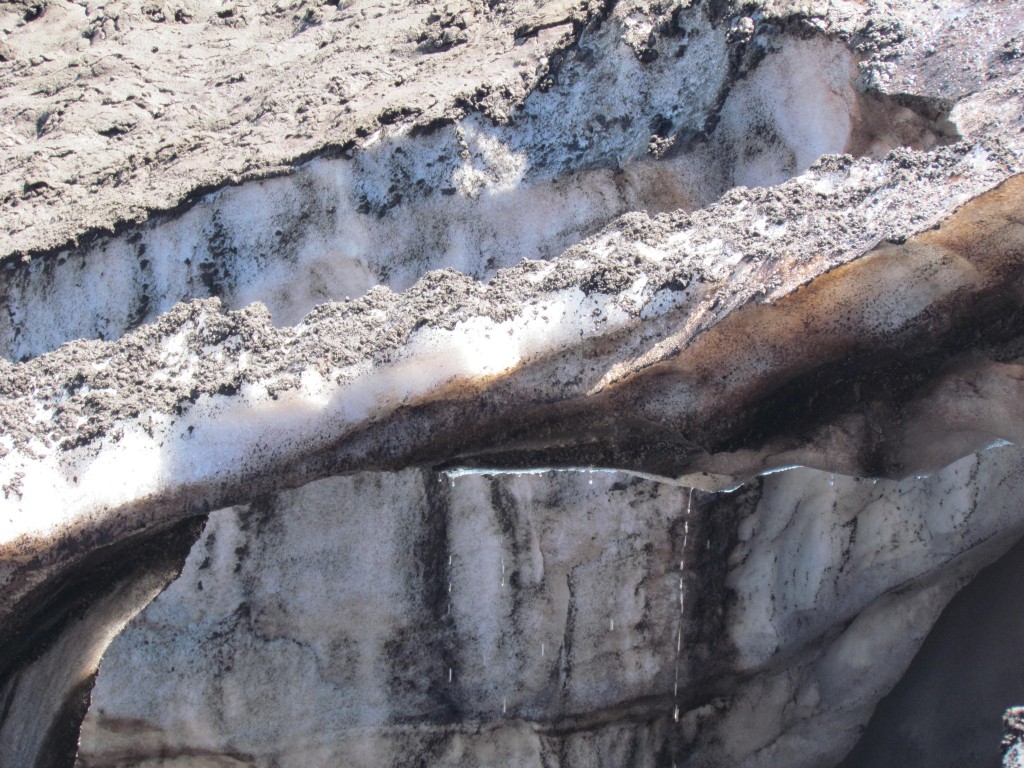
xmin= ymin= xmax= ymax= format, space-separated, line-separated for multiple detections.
xmin=447 ymin=554 xmax=453 ymax=614
xmin=501 ymin=547 xmax=514 ymax=718
xmin=441 ymin=474 xmax=704 ymax=727
xmin=674 ymin=488 xmax=694 ymax=723
xmin=444 ymin=517 xmax=454 ymax=686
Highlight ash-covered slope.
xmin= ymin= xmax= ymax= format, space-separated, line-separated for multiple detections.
xmin=1 ymin=1 xmax=1023 ymax=767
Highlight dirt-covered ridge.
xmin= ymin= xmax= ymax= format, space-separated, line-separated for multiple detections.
xmin=3 ymin=0 xmax=993 ymax=361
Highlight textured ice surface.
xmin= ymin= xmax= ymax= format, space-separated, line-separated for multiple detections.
xmin=0 ymin=31 xmax=946 ymax=360
xmin=77 ymin=445 xmax=1024 ymax=767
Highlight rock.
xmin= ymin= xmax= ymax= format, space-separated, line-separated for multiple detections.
xmin=1006 ymin=708 xmax=1024 ymax=768
xmin=418 ymin=6 xmax=473 ymax=53
xmin=0 ymin=0 xmax=1023 ymax=766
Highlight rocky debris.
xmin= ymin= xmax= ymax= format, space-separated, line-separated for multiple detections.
xmin=0 ymin=0 xmax=1006 ymax=264
xmin=1 ymin=0 xmax=1024 ymax=766
xmin=1006 ymin=708 xmax=1024 ymax=768
xmin=417 ymin=6 xmax=472 ymax=53
xmin=0 ymin=0 xmax=603 ymax=260
xmin=1 ymin=23 xmax=974 ymax=361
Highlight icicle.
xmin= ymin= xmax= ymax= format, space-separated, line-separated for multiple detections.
xmin=610 ymin=618 xmax=615 ymax=631
xmin=541 ymin=642 xmax=545 ymax=657
xmin=674 ymin=490 xmax=692 ymax=716
xmin=502 ymin=696 xmax=507 ymax=715
xmin=448 ymin=667 xmax=453 ymax=683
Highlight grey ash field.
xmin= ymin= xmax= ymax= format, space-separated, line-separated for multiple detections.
xmin=1 ymin=1 xmax=1024 ymax=766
